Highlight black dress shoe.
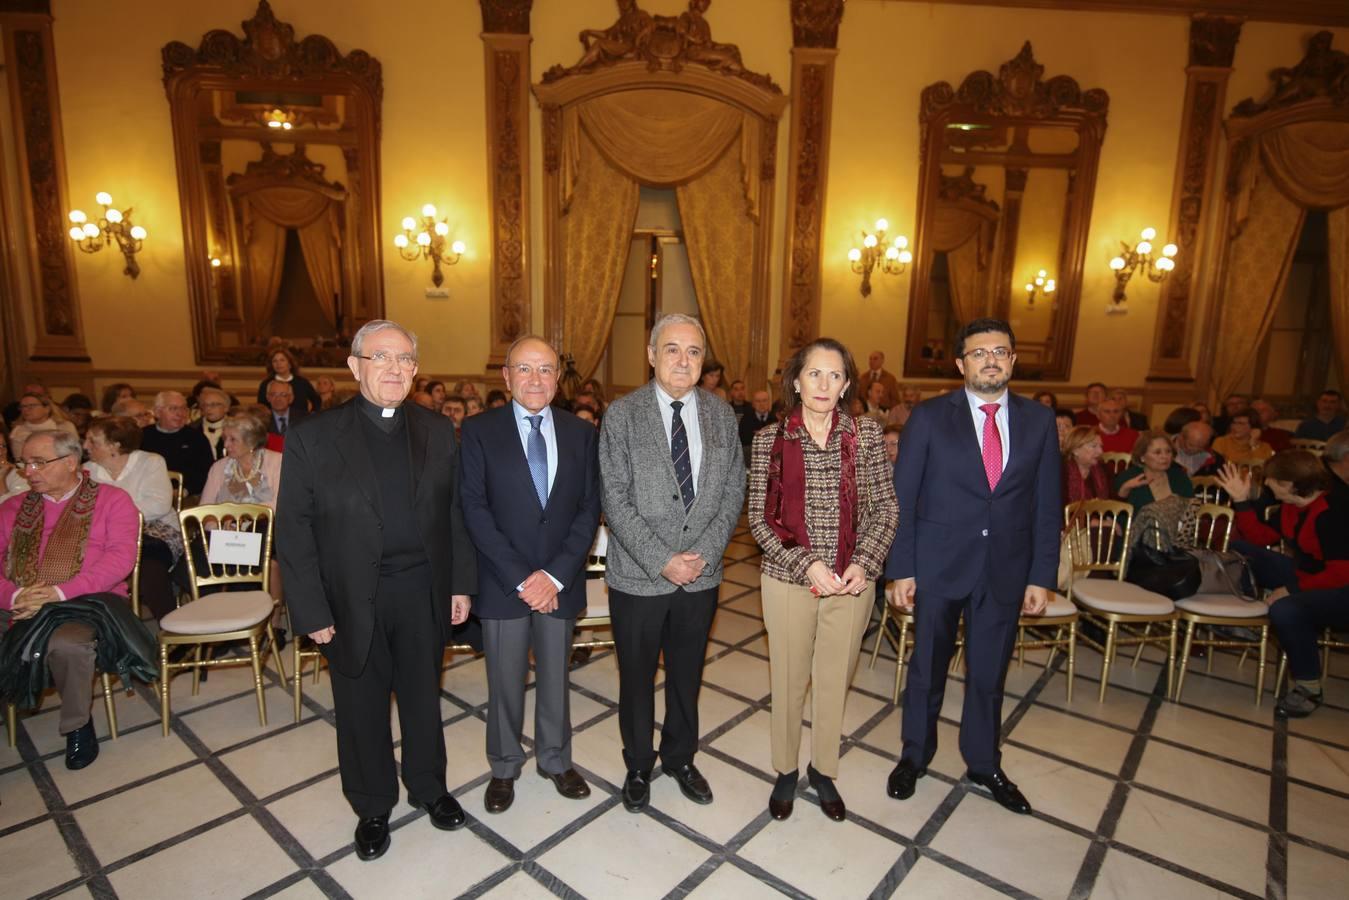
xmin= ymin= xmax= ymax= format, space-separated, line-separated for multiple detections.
xmin=539 ymin=767 xmax=591 ymax=799
xmin=354 ymin=816 xmax=390 ymax=861
xmin=806 ymin=764 xmax=846 ymax=822
xmin=886 ymin=760 xmax=925 ymax=800
xmin=622 ymin=769 xmax=652 ymax=812
xmin=569 ymin=646 xmax=593 ymax=668
xmin=484 ymin=777 xmax=515 ymax=814
xmin=662 ymin=762 xmax=713 ymax=805
xmin=411 ymin=794 xmax=468 ymax=830
xmin=769 ymin=770 xmax=797 ymax=820
xmin=966 ymin=769 xmax=1032 ymax=815
xmin=65 ymin=718 xmax=99 ymax=770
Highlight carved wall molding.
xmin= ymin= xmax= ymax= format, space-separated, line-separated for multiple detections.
xmin=479 ymin=0 xmax=531 ymax=34
xmin=2 ymin=14 xmax=88 ymax=361
xmin=481 ymin=32 xmax=531 ymax=366
xmin=1231 ymin=30 xmax=1349 ymax=118
xmin=791 ymin=0 xmax=844 ymax=49
xmin=1190 ymin=14 xmax=1242 ymax=68
xmin=910 ymin=0 xmax=1349 ymax=27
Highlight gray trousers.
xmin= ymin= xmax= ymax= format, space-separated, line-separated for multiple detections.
xmin=481 ymin=613 xmax=575 ymax=779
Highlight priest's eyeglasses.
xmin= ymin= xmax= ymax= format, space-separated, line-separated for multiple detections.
xmin=356 ymin=352 xmax=418 ymax=368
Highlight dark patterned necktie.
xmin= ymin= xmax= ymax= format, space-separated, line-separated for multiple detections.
xmin=527 ymin=415 xmax=548 ymax=509
xmin=670 ymin=400 xmax=694 ymax=511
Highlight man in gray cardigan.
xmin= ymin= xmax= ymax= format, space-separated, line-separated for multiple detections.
xmin=599 ymin=313 xmax=746 ymax=812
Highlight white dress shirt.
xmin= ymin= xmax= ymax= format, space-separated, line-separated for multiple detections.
xmin=964 ymin=388 xmax=1010 ymax=470
xmin=511 ymin=401 xmax=558 ymax=495
xmin=653 ymin=383 xmax=703 ymax=487
xmin=84 ymin=450 xmax=177 ymax=529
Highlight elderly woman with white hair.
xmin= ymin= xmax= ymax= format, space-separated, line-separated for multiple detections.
xmin=201 ymin=414 xmax=283 ymax=508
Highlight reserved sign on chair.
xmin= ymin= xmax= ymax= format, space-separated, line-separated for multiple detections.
xmin=208 ymin=529 xmax=263 ymax=566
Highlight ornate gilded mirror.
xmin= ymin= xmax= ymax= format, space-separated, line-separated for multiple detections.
xmin=905 ymin=43 xmax=1108 ymax=380
xmin=162 ymin=1 xmax=383 ymax=364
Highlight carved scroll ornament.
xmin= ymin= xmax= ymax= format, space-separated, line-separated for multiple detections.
xmin=921 ymin=42 xmax=1109 ymax=126
xmin=479 ymin=0 xmax=532 ymax=34
xmin=1231 ymin=31 xmax=1349 ymax=118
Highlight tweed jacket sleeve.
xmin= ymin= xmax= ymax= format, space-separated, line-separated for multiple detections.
xmin=850 ymin=417 xmax=899 ymax=579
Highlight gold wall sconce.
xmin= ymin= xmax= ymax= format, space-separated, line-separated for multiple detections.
xmin=848 ymin=218 xmax=911 ymax=297
xmin=1024 ymin=269 xmax=1056 ymax=307
xmin=67 ymin=192 xmax=147 ymax=279
xmin=393 ymin=204 xmax=465 ymax=287
xmin=1108 ymin=226 xmax=1176 ymax=305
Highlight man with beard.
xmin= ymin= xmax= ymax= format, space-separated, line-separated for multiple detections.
xmin=884 ymin=317 xmax=1060 ymax=815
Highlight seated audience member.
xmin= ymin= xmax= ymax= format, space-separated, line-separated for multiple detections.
xmin=1109 ymin=387 xmax=1149 ymax=431
xmin=453 ymin=381 xmax=481 ymax=400
xmin=1163 ymin=406 xmax=1203 ymax=436
xmin=1062 ymin=425 xmax=1111 ymax=504
xmin=256 ymin=347 xmax=320 ymax=414
xmin=728 ymin=379 xmax=750 ymax=419
xmin=1326 ymin=430 xmax=1349 ymax=504
xmin=1250 ymin=398 xmax=1293 ymax=452
xmin=1190 ymin=401 xmax=1214 ymax=424
xmin=9 ymin=393 xmax=79 ymax=459
xmin=1 ymin=438 xmax=28 ymax=500
xmin=580 ymin=378 xmax=607 ymax=408
xmin=486 ymin=390 xmax=509 ymax=410
xmin=574 ymin=407 xmax=597 ymax=426
xmin=858 ymin=350 xmax=900 ymax=408
xmin=1095 ymin=398 xmax=1140 ymax=455
xmin=1075 ymin=382 xmax=1107 ymax=426
xmin=465 ymin=396 xmax=484 ymax=417
xmin=862 ymin=379 xmax=889 ymax=423
xmin=410 ymin=391 xmax=436 ymax=411
xmin=314 ymin=375 xmax=339 ymax=410
xmin=413 ymin=376 xmax=430 ymax=394
xmin=1216 ymin=452 xmax=1349 ymax=719
xmin=1296 ymin=389 xmax=1345 ymax=442
xmin=192 ymin=387 xmax=231 ymax=460
xmin=264 ymin=380 xmax=304 ymax=437
xmin=1212 ymin=409 xmax=1274 ymax=468
xmin=698 ymin=360 xmax=725 ymax=393
xmin=111 ymin=398 xmax=154 ymax=429
xmin=83 ymin=416 xmax=181 ymax=619
xmin=739 ymin=390 xmax=776 ymax=465
xmin=61 ymin=394 xmax=95 ymax=438
xmin=1114 ymin=430 xmax=1194 ymax=514
xmin=442 ymin=395 xmax=467 ymax=430
xmin=99 ymin=382 xmax=135 ymax=415
xmin=0 ymin=430 xmax=140 ymax=769
xmin=201 ymin=415 xmax=282 ymax=509
xmin=426 ymin=380 xmax=447 ymax=409
xmin=886 ymin=383 xmax=922 ymax=427
xmin=572 ymin=391 xmax=601 ymax=416
xmin=882 ymin=423 xmax=902 ymax=467
xmin=1212 ymin=393 xmax=1249 ymax=437
xmin=1172 ymin=421 xmax=1224 ymax=477
xmin=3 ymin=382 xmax=48 ymax=431
xmin=1033 ymin=391 xmax=1058 ymax=409
xmin=139 ymin=391 xmax=214 ymax=497
xmin=1055 ymin=409 xmax=1076 ymax=450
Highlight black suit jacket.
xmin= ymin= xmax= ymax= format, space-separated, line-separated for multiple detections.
xmin=267 ymin=406 xmax=307 ymax=436
xmin=139 ymin=425 xmax=214 ymax=495
xmin=885 ymin=389 xmax=1060 ymax=605
xmin=276 ymin=399 xmax=477 ymax=676
xmin=459 ymin=405 xmax=601 ymax=620
xmin=738 ymin=410 xmax=774 ymax=447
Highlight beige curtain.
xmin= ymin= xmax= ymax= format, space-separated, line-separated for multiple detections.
xmin=677 ymin=143 xmax=755 ymax=384
xmin=1328 ymin=207 xmax=1349 ymax=389
xmin=241 ymin=217 xmax=287 ymax=333
xmin=562 ymin=131 xmax=640 ymax=380
xmin=928 ymin=204 xmax=997 ymax=325
xmin=1259 ymin=121 xmax=1349 ymax=210
xmin=295 ymin=210 xmax=342 ymax=328
xmin=238 ymin=187 xmax=345 ymax=331
xmin=1212 ymin=163 xmax=1306 ymax=402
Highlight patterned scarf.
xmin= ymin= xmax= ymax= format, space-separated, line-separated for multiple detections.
xmin=222 ymin=450 xmax=273 ymax=504
xmin=763 ymin=406 xmax=858 ymax=576
xmin=3 ymin=477 xmax=100 ymax=588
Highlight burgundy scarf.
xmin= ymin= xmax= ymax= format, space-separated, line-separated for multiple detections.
xmin=763 ymin=406 xmax=859 ymax=576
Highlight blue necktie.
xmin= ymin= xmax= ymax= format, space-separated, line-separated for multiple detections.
xmin=670 ymin=400 xmax=694 ymax=512
xmin=526 ymin=415 xmax=548 ymax=509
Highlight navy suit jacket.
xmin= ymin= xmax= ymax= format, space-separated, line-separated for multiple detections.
xmin=884 ymin=389 xmax=1061 ymax=605
xmin=459 ymin=405 xmax=602 ymax=620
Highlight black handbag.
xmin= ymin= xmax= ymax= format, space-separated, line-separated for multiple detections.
xmin=1127 ymin=542 xmax=1202 ymax=600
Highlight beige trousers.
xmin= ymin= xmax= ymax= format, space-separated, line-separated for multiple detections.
xmin=760 ymin=574 xmax=874 ymax=778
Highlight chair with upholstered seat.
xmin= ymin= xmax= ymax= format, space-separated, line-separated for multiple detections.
xmin=574 ymin=527 xmax=616 ymax=651
xmin=159 ymin=503 xmax=285 ymax=735
xmin=867 ymin=595 xmax=966 ymax=704
xmin=1190 ymin=475 xmax=1228 ymax=506
xmin=1172 ymin=504 xmax=1270 ymax=704
xmin=1015 ymin=592 xmax=1078 ymax=701
xmin=166 ymin=470 xmax=185 ymax=511
xmin=1065 ymin=500 xmax=1178 ymax=702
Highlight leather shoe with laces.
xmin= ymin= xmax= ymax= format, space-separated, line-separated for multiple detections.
xmin=64 ymin=718 xmax=99 ymax=770
xmin=484 ymin=777 xmax=515 ymax=813
xmin=966 ymin=769 xmax=1032 ymax=815
xmin=662 ymin=762 xmax=713 ymax=805
xmin=411 ymin=794 xmax=468 ymax=830
xmin=354 ymin=816 xmax=390 ymax=861
xmin=622 ymin=769 xmax=652 ymax=812
xmin=886 ymin=760 xmax=924 ymax=800
xmin=539 ymin=767 xmax=591 ymax=799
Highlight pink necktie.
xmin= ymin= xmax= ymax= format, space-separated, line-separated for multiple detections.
xmin=980 ymin=403 xmax=1002 ymax=491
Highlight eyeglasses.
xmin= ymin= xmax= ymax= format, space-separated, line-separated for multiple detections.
xmin=963 ymin=347 xmax=1014 ymax=361
xmin=356 ymin=352 xmax=418 ymax=369
xmin=507 ymin=363 xmax=559 ymax=379
xmin=19 ymin=455 xmax=70 ymax=470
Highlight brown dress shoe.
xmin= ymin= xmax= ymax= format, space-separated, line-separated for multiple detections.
xmin=539 ymin=767 xmax=591 ymax=799
xmin=484 ymin=777 xmax=516 ymax=813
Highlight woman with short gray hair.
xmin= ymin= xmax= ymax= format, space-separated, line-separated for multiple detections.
xmin=200 ymin=415 xmax=283 ymax=508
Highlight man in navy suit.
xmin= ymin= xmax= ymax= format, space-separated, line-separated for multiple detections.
xmin=459 ymin=336 xmax=602 ymax=814
xmin=884 ymin=318 xmax=1060 ymax=815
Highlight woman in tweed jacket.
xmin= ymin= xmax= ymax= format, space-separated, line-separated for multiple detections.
xmin=748 ymin=338 xmax=898 ymax=823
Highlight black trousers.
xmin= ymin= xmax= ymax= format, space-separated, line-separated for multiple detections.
xmin=609 ymin=585 xmax=718 ymax=772
xmin=329 ymin=582 xmax=447 ymax=818
xmin=1269 ymin=587 xmax=1349 ymax=681
xmin=901 ymin=586 xmax=1020 ymax=776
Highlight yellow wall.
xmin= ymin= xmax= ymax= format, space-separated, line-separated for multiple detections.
xmin=20 ymin=1 xmax=1349 ymax=398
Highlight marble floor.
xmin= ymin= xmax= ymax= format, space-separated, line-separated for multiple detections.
xmin=4 ymin=522 xmax=1349 ymax=899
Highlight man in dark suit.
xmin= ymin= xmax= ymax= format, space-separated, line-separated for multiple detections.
xmin=460 ymin=336 xmax=601 ymax=814
xmin=139 ymin=390 xmax=214 ymax=495
xmin=738 ymin=389 xmax=775 ymax=454
xmin=265 ymin=380 xmax=305 ymax=438
xmin=884 ymin=317 xmax=1060 ymax=815
xmin=277 ymin=320 xmax=476 ymax=862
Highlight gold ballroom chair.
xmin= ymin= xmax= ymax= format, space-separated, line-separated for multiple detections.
xmin=867 ymin=596 xmax=965 ymax=705
xmin=6 ymin=513 xmax=143 ymax=747
xmin=1064 ymin=500 xmax=1179 ymax=702
xmin=1100 ymin=452 xmax=1133 ymax=481
xmin=574 ymin=525 xmax=616 ymax=651
xmin=1276 ymin=631 xmax=1349 ymax=694
xmin=158 ymin=504 xmax=286 ymax=736
xmin=1189 ymin=475 xmax=1229 ymax=507
xmin=1015 ymin=591 xmax=1079 ymax=702
xmin=166 ymin=470 xmax=186 ymax=512
xmin=1171 ymin=504 xmax=1271 ymax=705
